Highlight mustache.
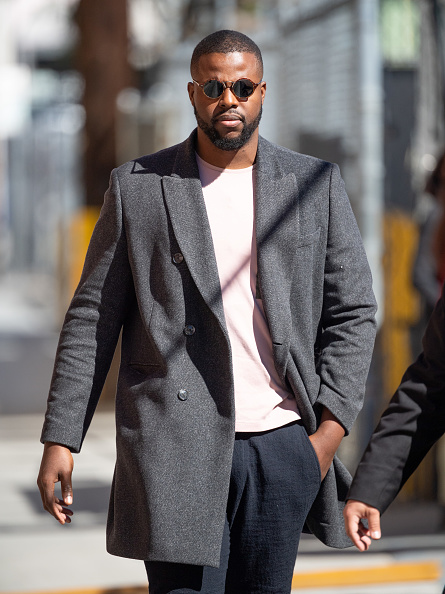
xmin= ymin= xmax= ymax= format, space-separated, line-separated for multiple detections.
xmin=211 ymin=109 xmax=246 ymax=125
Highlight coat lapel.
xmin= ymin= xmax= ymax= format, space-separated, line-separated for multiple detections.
xmin=162 ymin=132 xmax=301 ymax=375
xmin=162 ymin=132 xmax=228 ymax=337
xmin=255 ymin=137 xmax=299 ymax=371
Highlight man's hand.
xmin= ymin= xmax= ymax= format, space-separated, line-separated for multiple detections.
xmin=37 ymin=442 xmax=74 ymax=525
xmin=308 ymin=408 xmax=345 ymax=480
xmin=343 ymin=499 xmax=381 ymax=551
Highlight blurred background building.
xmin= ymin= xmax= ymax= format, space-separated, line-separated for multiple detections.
xmin=1 ymin=0 xmax=445 ymax=508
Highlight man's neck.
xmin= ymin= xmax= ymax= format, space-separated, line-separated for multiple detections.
xmin=195 ymin=128 xmax=258 ymax=169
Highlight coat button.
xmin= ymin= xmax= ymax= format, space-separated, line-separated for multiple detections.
xmin=184 ymin=324 xmax=195 ymax=336
xmin=177 ymin=389 xmax=188 ymax=401
xmin=172 ymin=252 xmax=184 ymax=264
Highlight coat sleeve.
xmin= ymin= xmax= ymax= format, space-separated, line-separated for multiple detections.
xmin=412 ymin=207 xmax=442 ymax=309
xmin=347 ymin=283 xmax=445 ymax=512
xmin=315 ymin=164 xmax=377 ymax=434
xmin=41 ymin=169 xmax=133 ymax=452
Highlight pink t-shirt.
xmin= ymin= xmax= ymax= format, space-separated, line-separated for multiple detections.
xmin=197 ymin=154 xmax=300 ymax=432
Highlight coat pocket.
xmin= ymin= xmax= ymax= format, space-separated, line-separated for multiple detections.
xmin=294 ymin=226 xmax=321 ymax=249
xmin=126 ymin=304 xmax=165 ymax=374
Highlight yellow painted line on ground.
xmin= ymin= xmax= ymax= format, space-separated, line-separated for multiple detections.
xmin=4 ymin=561 xmax=441 ymax=594
xmin=291 ymin=560 xmax=441 ymax=589
xmin=3 ymin=588 xmax=147 ymax=594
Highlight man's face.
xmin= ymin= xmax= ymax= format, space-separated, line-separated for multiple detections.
xmin=188 ymin=51 xmax=266 ymax=152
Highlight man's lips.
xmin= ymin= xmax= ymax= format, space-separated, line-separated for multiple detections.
xmin=213 ymin=113 xmax=244 ymax=128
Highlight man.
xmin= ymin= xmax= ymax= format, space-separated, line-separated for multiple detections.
xmin=38 ymin=30 xmax=377 ymax=593
xmin=344 ymin=283 xmax=445 ymax=553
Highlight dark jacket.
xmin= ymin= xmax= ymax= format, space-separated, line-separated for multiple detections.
xmin=348 ymin=283 xmax=445 ymax=512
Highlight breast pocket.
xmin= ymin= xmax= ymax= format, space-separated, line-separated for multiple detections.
xmin=294 ymin=226 xmax=323 ymax=279
xmin=290 ymin=227 xmax=324 ymax=321
xmin=294 ymin=227 xmax=321 ymax=249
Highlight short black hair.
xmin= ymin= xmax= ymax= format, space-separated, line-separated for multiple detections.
xmin=190 ymin=30 xmax=263 ymax=77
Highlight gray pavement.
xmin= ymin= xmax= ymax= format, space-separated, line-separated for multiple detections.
xmin=1 ymin=412 xmax=444 ymax=594
xmin=0 ymin=412 xmax=148 ymax=593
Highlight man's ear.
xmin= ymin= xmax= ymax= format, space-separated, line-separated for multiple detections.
xmin=187 ymin=82 xmax=195 ymax=106
xmin=260 ymin=81 xmax=266 ymax=105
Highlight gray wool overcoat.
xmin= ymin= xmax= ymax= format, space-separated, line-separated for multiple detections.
xmin=41 ymin=129 xmax=377 ymax=567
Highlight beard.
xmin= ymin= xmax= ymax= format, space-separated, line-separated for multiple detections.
xmin=194 ymin=106 xmax=262 ymax=151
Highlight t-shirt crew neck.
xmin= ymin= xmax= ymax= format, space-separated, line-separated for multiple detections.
xmin=196 ymin=153 xmax=300 ymax=432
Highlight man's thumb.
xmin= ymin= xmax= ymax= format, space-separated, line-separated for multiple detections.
xmin=60 ymin=473 xmax=73 ymax=505
xmin=367 ymin=510 xmax=381 ymax=539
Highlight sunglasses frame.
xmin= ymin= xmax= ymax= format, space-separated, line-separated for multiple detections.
xmin=192 ymin=77 xmax=262 ymax=100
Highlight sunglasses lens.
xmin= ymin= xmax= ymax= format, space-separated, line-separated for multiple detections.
xmin=203 ymin=80 xmax=225 ymax=98
xmin=233 ymin=79 xmax=255 ymax=98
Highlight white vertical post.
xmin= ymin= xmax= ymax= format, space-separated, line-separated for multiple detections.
xmin=358 ymin=0 xmax=384 ymax=325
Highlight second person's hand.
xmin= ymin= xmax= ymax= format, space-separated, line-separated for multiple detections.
xmin=343 ymin=499 xmax=381 ymax=551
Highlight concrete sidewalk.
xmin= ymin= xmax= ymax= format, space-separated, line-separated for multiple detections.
xmin=1 ymin=412 xmax=444 ymax=594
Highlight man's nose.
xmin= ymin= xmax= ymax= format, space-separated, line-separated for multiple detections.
xmin=218 ymin=84 xmax=239 ymax=107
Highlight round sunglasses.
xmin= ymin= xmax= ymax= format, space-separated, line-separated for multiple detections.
xmin=192 ymin=78 xmax=262 ymax=100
